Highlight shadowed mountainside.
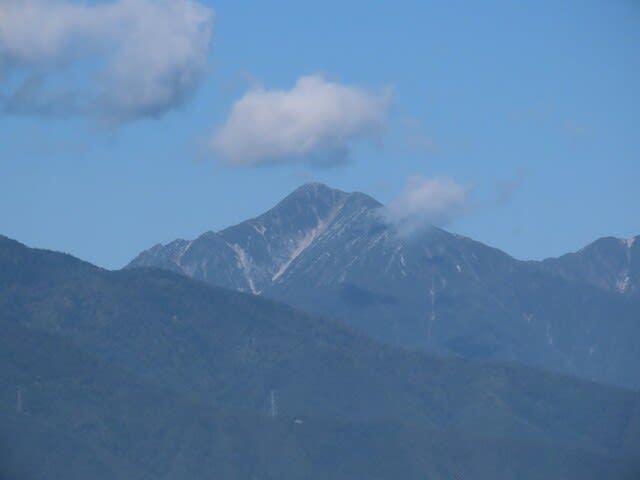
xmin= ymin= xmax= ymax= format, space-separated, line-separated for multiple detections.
xmin=1 ymin=234 xmax=640 ymax=480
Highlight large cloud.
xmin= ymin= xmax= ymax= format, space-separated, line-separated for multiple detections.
xmin=383 ymin=176 xmax=470 ymax=235
xmin=212 ymin=75 xmax=392 ymax=166
xmin=0 ymin=0 xmax=214 ymax=122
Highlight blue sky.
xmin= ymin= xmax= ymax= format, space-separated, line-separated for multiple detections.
xmin=1 ymin=0 xmax=638 ymax=269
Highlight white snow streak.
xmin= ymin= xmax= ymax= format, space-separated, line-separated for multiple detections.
xmin=179 ymin=240 xmax=193 ymax=260
xmin=229 ymin=243 xmax=259 ymax=294
xmin=272 ymin=221 xmax=326 ymax=281
xmin=427 ymin=280 xmax=436 ymax=345
xmin=271 ymin=201 xmax=346 ymax=281
xmin=617 ymin=273 xmax=630 ymax=293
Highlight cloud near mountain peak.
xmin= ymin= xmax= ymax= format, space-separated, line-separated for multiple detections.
xmin=382 ymin=176 xmax=470 ymax=235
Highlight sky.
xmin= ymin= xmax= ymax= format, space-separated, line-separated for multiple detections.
xmin=1 ymin=0 xmax=638 ymax=269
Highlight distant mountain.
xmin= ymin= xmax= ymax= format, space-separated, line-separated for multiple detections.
xmin=541 ymin=235 xmax=639 ymax=296
xmin=2 ymin=234 xmax=640 ymax=480
xmin=128 ymin=183 xmax=640 ymax=390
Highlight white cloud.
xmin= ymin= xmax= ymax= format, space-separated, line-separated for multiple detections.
xmin=0 ymin=0 xmax=214 ymax=122
xmin=383 ymin=176 xmax=470 ymax=235
xmin=211 ymin=75 xmax=392 ymax=166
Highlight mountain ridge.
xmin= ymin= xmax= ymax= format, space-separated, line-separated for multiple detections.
xmin=3 ymin=236 xmax=640 ymax=442
xmin=3 ymin=325 xmax=638 ymax=480
xmin=3 ymin=233 xmax=640 ymax=478
xmin=127 ymin=184 xmax=640 ymax=390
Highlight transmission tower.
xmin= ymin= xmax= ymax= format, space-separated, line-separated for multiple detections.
xmin=16 ymin=387 xmax=22 ymax=414
xmin=269 ymin=389 xmax=278 ymax=417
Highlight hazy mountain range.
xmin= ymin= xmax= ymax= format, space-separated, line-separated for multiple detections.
xmin=1 ymin=235 xmax=639 ymax=479
xmin=129 ymin=183 xmax=640 ymax=390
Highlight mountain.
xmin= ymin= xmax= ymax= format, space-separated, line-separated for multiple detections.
xmin=129 ymin=183 xmax=372 ymax=295
xmin=3 ymin=327 xmax=639 ymax=480
xmin=128 ymin=183 xmax=640 ymax=390
xmin=1 ymin=235 xmax=640 ymax=479
xmin=541 ymin=235 xmax=639 ymax=296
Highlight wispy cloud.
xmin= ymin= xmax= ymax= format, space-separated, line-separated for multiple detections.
xmin=382 ymin=176 xmax=470 ymax=236
xmin=508 ymin=103 xmax=554 ymax=124
xmin=211 ymin=75 xmax=392 ymax=167
xmin=402 ymin=116 xmax=438 ymax=154
xmin=0 ymin=75 xmax=84 ymax=116
xmin=562 ymin=121 xmax=594 ymax=143
xmin=0 ymin=0 xmax=214 ymax=123
xmin=494 ymin=170 xmax=527 ymax=206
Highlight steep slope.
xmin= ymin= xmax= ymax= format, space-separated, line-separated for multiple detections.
xmin=128 ymin=184 xmax=640 ymax=390
xmin=2 ymin=234 xmax=640 ymax=463
xmin=3 ymin=324 xmax=638 ymax=480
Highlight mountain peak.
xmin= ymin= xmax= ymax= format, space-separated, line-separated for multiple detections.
xmin=542 ymin=233 xmax=639 ymax=296
xmin=283 ymin=182 xmax=347 ymax=203
xmin=295 ymin=181 xmax=338 ymax=192
xmin=574 ymin=234 xmax=638 ymax=254
xmin=268 ymin=183 xmax=349 ymax=223
xmin=283 ymin=182 xmax=382 ymax=210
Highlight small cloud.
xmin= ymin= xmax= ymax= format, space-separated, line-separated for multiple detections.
xmin=0 ymin=0 xmax=214 ymax=123
xmin=402 ymin=116 xmax=438 ymax=154
xmin=382 ymin=176 xmax=470 ymax=236
xmin=563 ymin=121 xmax=593 ymax=143
xmin=508 ymin=102 xmax=555 ymax=124
xmin=406 ymin=133 xmax=436 ymax=153
xmin=512 ymin=224 xmax=524 ymax=237
xmin=211 ymin=75 xmax=392 ymax=167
